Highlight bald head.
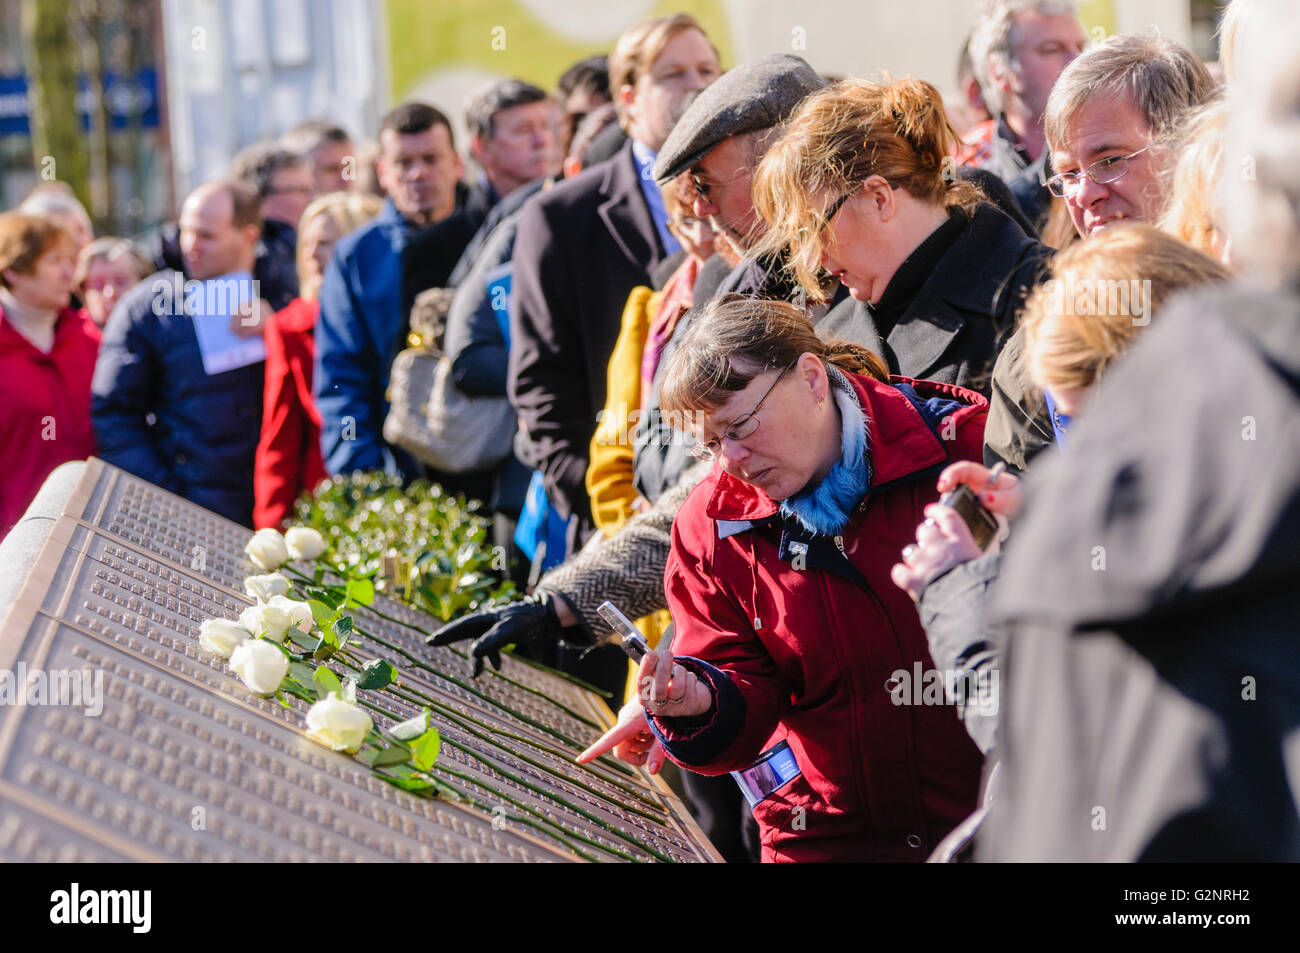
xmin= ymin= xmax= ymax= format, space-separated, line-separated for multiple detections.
xmin=179 ymin=180 xmax=261 ymax=280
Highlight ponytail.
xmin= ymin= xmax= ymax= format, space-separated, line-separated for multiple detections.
xmin=824 ymin=341 xmax=890 ymax=382
xmin=752 ymin=75 xmax=986 ymax=300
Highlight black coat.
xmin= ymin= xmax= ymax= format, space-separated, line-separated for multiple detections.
xmin=400 ymin=180 xmax=491 ymax=318
xmin=816 ymin=203 xmax=1049 ymax=396
xmin=508 ymin=140 xmax=666 ymax=535
xmin=982 ymin=284 xmax=1300 ymax=861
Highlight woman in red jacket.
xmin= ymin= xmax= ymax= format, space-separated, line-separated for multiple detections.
xmin=0 ymin=213 xmax=99 ymax=539
xmin=588 ymin=296 xmax=989 ymax=862
xmin=254 ymin=192 xmax=381 ymax=528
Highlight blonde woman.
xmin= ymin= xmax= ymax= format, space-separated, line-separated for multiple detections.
xmin=751 ymin=76 xmax=1048 ymax=392
xmin=253 ymin=192 xmax=382 ymax=528
xmin=1159 ymin=102 xmax=1230 ymax=264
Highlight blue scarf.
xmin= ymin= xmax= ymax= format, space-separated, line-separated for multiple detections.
xmin=779 ymin=368 xmax=870 ymax=536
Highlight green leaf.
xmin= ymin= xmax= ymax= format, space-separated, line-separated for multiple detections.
xmin=410 ymin=726 xmax=441 ymax=771
xmin=305 ymin=585 xmax=345 ymax=610
xmin=345 ymin=577 xmax=375 ymax=608
xmin=278 ymin=676 xmax=313 ymax=703
xmin=370 ymin=745 xmax=412 ymax=768
xmin=332 ymin=616 xmax=353 ymax=655
xmin=307 ymin=599 xmax=338 ymax=627
xmin=289 ymin=661 xmax=316 ymax=684
xmin=311 ymin=625 xmax=339 ymax=661
xmin=357 ymin=658 xmax=396 ymax=691
xmin=286 ymin=626 xmax=316 ymax=651
xmin=312 ymin=666 xmax=342 ymax=700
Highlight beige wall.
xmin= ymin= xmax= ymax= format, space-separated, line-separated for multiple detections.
xmin=718 ymin=0 xmax=1192 ymax=97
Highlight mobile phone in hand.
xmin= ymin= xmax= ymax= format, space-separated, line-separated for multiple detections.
xmin=937 ymin=462 xmax=1006 ymax=550
xmin=597 ymin=601 xmax=650 ymax=661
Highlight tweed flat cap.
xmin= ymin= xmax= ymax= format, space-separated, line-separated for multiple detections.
xmin=653 ymin=54 xmax=825 ymax=184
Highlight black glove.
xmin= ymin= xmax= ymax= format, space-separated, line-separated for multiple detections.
xmin=426 ymin=592 xmax=565 ymax=676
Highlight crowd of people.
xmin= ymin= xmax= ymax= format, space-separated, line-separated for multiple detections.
xmin=2 ymin=0 xmax=1296 ymax=863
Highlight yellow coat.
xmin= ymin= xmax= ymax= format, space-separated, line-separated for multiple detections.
xmin=586 ymin=285 xmax=672 ymax=699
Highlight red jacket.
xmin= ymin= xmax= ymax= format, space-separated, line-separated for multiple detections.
xmin=652 ymin=372 xmax=988 ymax=862
xmin=254 ymin=298 xmax=326 ymax=529
xmin=0 ymin=305 xmax=99 ymax=538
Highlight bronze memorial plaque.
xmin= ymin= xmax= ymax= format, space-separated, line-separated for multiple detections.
xmin=0 ymin=459 xmax=720 ymax=863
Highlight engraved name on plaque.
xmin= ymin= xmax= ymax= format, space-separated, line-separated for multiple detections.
xmin=0 ymin=459 xmax=720 ymax=863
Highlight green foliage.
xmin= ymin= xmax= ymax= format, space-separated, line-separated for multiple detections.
xmin=345 ymin=577 xmax=375 ymax=608
xmin=294 ymin=473 xmax=515 ymax=621
xmin=358 ymin=658 xmax=397 ymax=691
xmin=410 ymin=727 xmax=442 ymax=771
xmin=312 ymin=666 xmax=342 ymax=700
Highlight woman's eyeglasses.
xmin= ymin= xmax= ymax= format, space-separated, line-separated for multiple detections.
xmin=817 ymin=188 xmax=856 ymax=237
xmin=689 ymin=364 xmax=793 ymax=461
xmin=1045 ymin=147 xmax=1150 ymax=198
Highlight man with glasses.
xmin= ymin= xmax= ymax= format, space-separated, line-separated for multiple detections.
xmin=984 ymin=31 xmax=1217 ymax=472
xmin=657 ymin=54 xmax=826 ymax=304
xmin=633 ymin=55 xmax=828 ymax=513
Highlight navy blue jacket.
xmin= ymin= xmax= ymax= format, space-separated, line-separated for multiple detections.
xmin=91 ymin=270 xmax=264 ymax=526
xmin=315 ymin=199 xmax=419 ymax=478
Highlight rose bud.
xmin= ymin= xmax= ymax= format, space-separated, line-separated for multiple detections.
xmin=284 ymin=527 xmax=327 ymax=561
xmin=243 ymin=572 xmax=291 ymax=602
xmin=228 ymin=639 xmax=290 ymax=696
xmin=239 ymin=602 xmax=292 ymax=642
xmin=245 ymin=528 xmax=289 ymax=571
xmin=198 ymin=618 xmax=251 ymax=659
xmin=305 ymin=694 xmax=374 ymax=754
xmin=266 ymin=594 xmax=313 ymax=637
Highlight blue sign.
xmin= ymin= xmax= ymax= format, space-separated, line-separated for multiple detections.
xmin=0 ymin=68 xmax=160 ymax=137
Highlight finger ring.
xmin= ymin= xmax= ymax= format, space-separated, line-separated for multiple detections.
xmin=922 ymin=517 xmax=936 ymax=529
xmin=668 ymin=696 xmax=685 ymax=704
xmin=902 ymin=544 xmax=918 ymax=560
xmin=654 ymin=699 xmax=667 ymax=707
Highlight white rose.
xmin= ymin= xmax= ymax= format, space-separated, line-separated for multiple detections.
xmin=284 ymin=526 xmax=327 ymax=561
xmin=305 ymin=694 xmax=374 ymax=753
xmin=245 ymin=528 xmax=289 ymax=571
xmin=198 ymin=619 xmax=251 ymax=659
xmin=243 ymin=572 xmax=290 ymax=602
xmin=239 ymin=602 xmax=292 ymax=642
xmin=267 ymin=594 xmax=313 ymax=637
xmin=228 ymin=639 xmax=289 ymax=696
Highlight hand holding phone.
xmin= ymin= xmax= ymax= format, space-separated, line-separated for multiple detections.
xmin=597 ymin=601 xmax=650 ymax=661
